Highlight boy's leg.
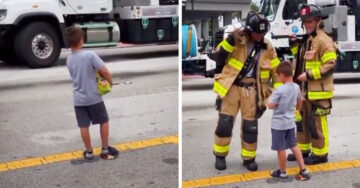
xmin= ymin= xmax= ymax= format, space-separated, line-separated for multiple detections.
xmin=291 ymin=145 xmax=311 ymax=180
xmin=88 ymin=102 xmax=119 ymax=159
xmin=100 ymin=121 xmax=109 ymax=148
xmin=290 ymin=146 xmax=306 ymax=170
xmin=277 ymin=150 xmax=287 ymax=172
xmin=270 ymin=129 xmax=288 ymax=179
xmin=100 ymin=121 xmax=118 ymax=159
xmin=80 ymin=127 xmax=93 ymax=151
xmin=271 ymin=149 xmax=288 ymax=179
xmin=289 ymin=127 xmax=306 ymax=170
xmin=75 ymin=106 xmax=93 ymax=152
xmin=87 ymin=102 xmax=110 ymax=148
xmin=290 ymin=126 xmax=311 ymax=181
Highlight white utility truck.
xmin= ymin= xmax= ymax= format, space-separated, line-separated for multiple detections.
xmin=214 ymin=0 xmax=360 ymax=73
xmin=259 ymin=0 xmax=360 ymax=72
xmin=0 ymin=0 xmax=178 ymax=68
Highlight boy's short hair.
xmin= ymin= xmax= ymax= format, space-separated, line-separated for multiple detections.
xmin=66 ymin=26 xmax=84 ymax=47
xmin=276 ymin=61 xmax=293 ymax=77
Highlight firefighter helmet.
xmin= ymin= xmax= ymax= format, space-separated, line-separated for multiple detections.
xmin=299 ymin=4 xmax=322 ymax=21
xmin=245 ymin=11 xmax=270 ymax=34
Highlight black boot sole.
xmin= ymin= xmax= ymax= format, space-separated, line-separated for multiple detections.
xmin=243 ymin=163 xmax=258 ymax=171
xmin=305 ymin=159 xmax=328 ymax=165
xmin=287 ymin=153 xmax=309 ymax=162
xmin=215 ymin=165 xmax=226 ymax=170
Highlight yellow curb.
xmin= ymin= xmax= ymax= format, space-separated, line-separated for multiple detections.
xmin=182 ymin=158 xmax=360 ymax=188
xmin=0 ymin=135 xmax=178 ymax=173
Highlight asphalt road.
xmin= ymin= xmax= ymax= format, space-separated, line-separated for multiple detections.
xmin=182 ymin=76 xmax=360 ymax=187
xmin=0 ymin=45 xmax=179 ymax=188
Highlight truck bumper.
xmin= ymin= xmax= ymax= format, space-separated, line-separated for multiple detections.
xmin=182 ymin=58 xmax=215 ymax=78
xmin=0 ymin=24 xmax=15 ymax=47
xmin=119 ymin=18 xmax=178 ymax=43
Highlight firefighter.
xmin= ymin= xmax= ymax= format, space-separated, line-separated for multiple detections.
xmin=287 ymin=4 xmax=337 ymax=165
xmin=212 ymin=11 xmax=282 ymax=171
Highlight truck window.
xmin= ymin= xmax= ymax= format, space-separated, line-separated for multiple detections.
xmin=259 ymin=0 xmax=281 ymax=21
xmin=282 ymin=0 xmax=307 ymax=20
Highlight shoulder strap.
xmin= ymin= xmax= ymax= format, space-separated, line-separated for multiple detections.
xmin=238 ymin=44 xmax=261 ymax=78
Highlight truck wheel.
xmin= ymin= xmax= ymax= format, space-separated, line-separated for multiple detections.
xmin=14 ymin=22 xmax=61 ymax=68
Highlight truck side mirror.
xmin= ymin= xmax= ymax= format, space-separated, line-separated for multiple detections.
xmin=292 ymin=12 xmax=299 ymax=20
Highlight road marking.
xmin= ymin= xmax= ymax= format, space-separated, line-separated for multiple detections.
xmin=182 ymin=159 xmax=360 ymax=187
xmin=0 ymin=135 xmax=178 ymax=173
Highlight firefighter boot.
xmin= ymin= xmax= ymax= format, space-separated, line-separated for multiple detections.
xmin=287 ymin=152 xmax=310 ymax=161
xmin=215 ymin=156 xmax=226 ymax=170
xmin=243 ymin=158 xmax=258 ymax=171
xmin=304 ymin=154 xmax=328 ymax=165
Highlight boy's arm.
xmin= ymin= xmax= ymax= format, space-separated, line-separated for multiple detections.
xmin=266 ymin=94 xmax=276 ymax=109
xmin=98 ymin=66 xmax=113 ymax=86
xmin=296 ymin=98 xmax=303 ymax=111
xmin=267 ymin=88 xmax=280 ymax=109
xmin=90 ymin=51 xmax=113 ymax=86
xmin=267 ymin=100 xmax=276 ymax=109
xmin=296 ymin=86 xmax=303 ymax=111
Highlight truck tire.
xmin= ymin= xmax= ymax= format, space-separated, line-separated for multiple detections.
xmin=14 ymin=22 xmax=61 ymax=68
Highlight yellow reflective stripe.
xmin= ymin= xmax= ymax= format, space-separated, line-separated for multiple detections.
xmin=312 ymin=116 xmax=329 ymax=156
xmin=220 ymin=40 xmax=235 ymax=53
xmin=311 ymin=68 xmax=321 ymax=79
xmin=271 ymin=58 xmax=280 ymax=68
xmin=241 ymin=148 xmax=256 ymax=158
xmin=260 ymin=70 xmax=270 ymax=79
xmin=273 ymin=82 xmax=283 ymax=89
xmin=213 ymin=81 xmax=228 ymax=98
xmin=297 ymin=143 xmax=311 ymax=151
xmin=321 ymin=51 xmax=337 ymax=63
xmin=308 ymin=91 xmax=333 ymax=100
xmin=214 ymin=144 xmax=229 ymax=153
xmin=228 ymin=58 xmax=244 ymax=71
xmin=291 ymin=45 xmax=299 ymax=55
xmin=305 ymin=61 xmax=321 ymax=70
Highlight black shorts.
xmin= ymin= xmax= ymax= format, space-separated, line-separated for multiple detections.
xmin=74 ymin=101 xmax=109 ymax=128
xmin=271 ymin=128 xmax=297 ymax=151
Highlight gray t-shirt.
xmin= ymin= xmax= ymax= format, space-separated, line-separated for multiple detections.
xmin=66 ymin=50 xmax=105 ymax=106
xmin=270 ymin=82 xmax=302 ymax=130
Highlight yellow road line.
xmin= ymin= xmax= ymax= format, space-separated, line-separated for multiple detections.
xmin=182 ymin=159 xmax=360 ymax=187
xmin=0 ymin=135 xmax=178 ymax=173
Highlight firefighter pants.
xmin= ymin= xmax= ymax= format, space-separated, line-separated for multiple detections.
xmin=296 ymin=99 xmax=330 ymax=157
xmin=213 ymin=78 xmax=258 ymax=160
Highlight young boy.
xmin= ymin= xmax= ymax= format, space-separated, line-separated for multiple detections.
xmin=66 ymin=26 xmax=119 ymax=160
xmin=267 ymin=61 xmax=310 ymax=180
